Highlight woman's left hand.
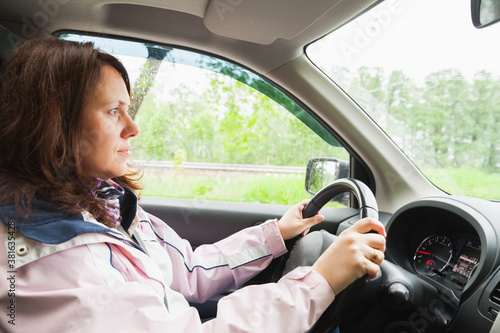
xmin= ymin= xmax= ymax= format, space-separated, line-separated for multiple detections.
xmin=277 ymin=199 xmax=324 ymax=240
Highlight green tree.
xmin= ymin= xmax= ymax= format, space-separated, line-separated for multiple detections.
xmin=467 ymin=71 xmax=500 ymax=170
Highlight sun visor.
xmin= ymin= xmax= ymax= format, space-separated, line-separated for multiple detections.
xmin=203 ymin=0 xmax=344 ymax=45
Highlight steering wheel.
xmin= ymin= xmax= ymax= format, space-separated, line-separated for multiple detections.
xmin=284 ymin=178 xmax=379 ymax=333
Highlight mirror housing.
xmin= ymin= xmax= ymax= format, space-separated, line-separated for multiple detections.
xmin=472 ymin=0 xmax=500 ymax=28
xmin=305 ymin=157 xmax=349 ymax=205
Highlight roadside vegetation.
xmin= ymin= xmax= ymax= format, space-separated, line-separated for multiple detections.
xmin=130 ymin=61 xmax=499 ymax=202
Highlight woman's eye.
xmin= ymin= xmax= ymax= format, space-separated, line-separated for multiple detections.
xmin=109 ymin=108 xmax=119 ymax=116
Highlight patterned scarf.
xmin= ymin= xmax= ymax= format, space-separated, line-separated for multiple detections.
xmin=93 ymin=178 xmax=125 ymax=228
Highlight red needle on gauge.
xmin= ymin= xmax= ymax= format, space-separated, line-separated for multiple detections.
xmin=418 ymin=251 xmax=431 ymax=255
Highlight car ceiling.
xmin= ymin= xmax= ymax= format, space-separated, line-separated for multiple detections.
xmin=0 ymin=0 xmax=380 ymax=74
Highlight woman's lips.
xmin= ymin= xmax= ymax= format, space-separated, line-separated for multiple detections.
xmin=117 ymin=149 xmax=131 ymax=157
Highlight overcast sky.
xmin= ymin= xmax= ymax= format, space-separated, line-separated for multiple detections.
xmin=308 ymin=0 xmax=500 ymax=81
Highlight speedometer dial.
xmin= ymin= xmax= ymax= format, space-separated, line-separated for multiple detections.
xmin=413 ymin=234 xmax=454 ymax=276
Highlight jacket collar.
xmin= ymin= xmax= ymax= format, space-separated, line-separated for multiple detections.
xmin=0 ymin=186 xmax=138 ymax=245
xmin=119 ymin=185 xmax=138 ymax=231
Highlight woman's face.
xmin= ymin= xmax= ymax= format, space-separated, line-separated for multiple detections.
xmin=80 ymin=65 xmax=139 ymax=181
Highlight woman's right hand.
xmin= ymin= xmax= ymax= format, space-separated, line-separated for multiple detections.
xmin=312 ymin=218 xmax=386 ymax=295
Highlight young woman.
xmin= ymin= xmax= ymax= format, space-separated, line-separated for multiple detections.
xmin=0 ymin=38 xmax=385 ymax=332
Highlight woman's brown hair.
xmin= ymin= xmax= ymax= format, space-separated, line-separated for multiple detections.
xmin=0 ymin=37 xmax=142 ymax=227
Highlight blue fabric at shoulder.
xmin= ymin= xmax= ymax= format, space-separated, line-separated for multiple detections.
xmin=0 ymin=200 xmax=115 ymax=245
xmin=0 ymin=184 xmax=138 ymax=244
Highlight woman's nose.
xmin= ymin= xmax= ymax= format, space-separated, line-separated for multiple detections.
xmin=122 ymin=113 xmax=140 ymax=138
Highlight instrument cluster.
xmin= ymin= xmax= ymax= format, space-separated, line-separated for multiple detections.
xmin=412 ymin=234 xmax=481 ymax=288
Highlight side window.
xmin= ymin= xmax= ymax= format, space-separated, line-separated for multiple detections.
xmin=61 ymin=35 xmax=350 ymax=205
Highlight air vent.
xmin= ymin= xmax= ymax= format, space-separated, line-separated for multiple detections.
xmin=491 ymin=281 xmax=500 ymax=305
xmin=479 ymin=267 xmax=500 ymax=321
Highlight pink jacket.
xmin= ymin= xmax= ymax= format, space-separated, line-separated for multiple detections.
xmin=0 ymin=198 xmax=335 ymax=332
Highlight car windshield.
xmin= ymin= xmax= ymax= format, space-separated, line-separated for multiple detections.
xmin=307 ymin=0 xmax=500 ymax=200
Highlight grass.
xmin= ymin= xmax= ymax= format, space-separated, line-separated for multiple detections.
xmin=141 ymin=171 xmax=309 ymax=205
xmin=423 ymin=168 xmax=500 ymax=200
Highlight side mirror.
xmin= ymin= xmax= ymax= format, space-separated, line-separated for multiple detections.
xmin=305 ymin=157 xmax=349 ymax=205
xmin=472 ymin=0 xmax=500 ymax=28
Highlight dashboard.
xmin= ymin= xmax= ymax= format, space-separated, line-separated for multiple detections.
xmin=348 ymin=195 xmax=500 ymax=333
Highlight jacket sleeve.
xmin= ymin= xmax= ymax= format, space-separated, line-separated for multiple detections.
xmin=0 ymin=241 xmax=334 ymax=333
xmin=142 ymin=213 xmax=289 ymax=303
xmin=204 ymin=266 xmax=336 ymax=332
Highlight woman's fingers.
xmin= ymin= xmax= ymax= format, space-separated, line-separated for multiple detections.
xmin=278 ymin=200 xmax=324 ymax=240
xmin=349 ymin=217 xmax=387 ymax=237
xmin=355 ymin=222 xmax=386 ymax=279
xmin=313 ymin=218 xmax=387 ymax=293
xmin=303 ymin=213 xmax=324 ymax=228
xmin=364 ymin=245 xmax=385 ymax=280
xmin=362 ymin=232 xmax=386 ymax=252
xmin=365 ymin=247 xmax=385 ymax=265
xmin=364 ymin=258 xmax=382 ymax=280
